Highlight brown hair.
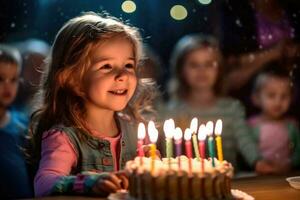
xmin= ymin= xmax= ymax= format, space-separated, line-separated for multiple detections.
xmin=168 ymin=34 xmax=224 ymax=100
xmin=28 ymin=12 xmax=155 ymax=164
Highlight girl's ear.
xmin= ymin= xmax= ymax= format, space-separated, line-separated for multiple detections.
xmin=251 ymin=92 xmax=260 ymax=107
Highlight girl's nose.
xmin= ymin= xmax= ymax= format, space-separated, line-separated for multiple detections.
xmin=115 ymin=68 xmax=129 ymax=82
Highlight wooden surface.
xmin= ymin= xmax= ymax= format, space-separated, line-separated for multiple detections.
xmin=34 ymin=175 xmax=300 ymax=200
xmin=232 ymin=175 xmax=300 ymax=200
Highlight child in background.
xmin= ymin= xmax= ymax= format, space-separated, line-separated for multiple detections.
xmin=29 ymin=12 xmax=156 ymax=197
xmin=248 ymin=62 xmax=300 ymax=174
xmin=0 ymin=45 xmax=32 ymax=198
xmin=165 ymin=34 xmax=271 ymax=173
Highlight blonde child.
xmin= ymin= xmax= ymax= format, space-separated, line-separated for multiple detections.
xmin=249 ymin=62 xmax=300 ymax=174
xmin=165 ymin=34 xmax=271 ymax=173
xmin=29 ymin=12 xmax=155 ymax=197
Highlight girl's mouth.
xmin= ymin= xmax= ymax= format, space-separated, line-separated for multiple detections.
xmin=109 ymin=89 xmax=128 ymax=95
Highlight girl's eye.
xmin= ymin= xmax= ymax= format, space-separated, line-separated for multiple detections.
xmin=100 ymin=64 xmax=112 ymax=70
xmin=11 ymin=77 xmax=18 ymax=83
xmin=125 ymin=63 xmax=134 ymax=69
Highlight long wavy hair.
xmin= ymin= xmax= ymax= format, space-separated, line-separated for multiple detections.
xmin=28 ymin=12 xmax=156 ymax=165
xmin=168 ymin=34 xmax=224 ymax=100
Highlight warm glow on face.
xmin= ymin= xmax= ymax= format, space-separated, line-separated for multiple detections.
xmin=174 ymin=127 xmax=183 ymax=141
xmin=148 ymin=120 xmax=158 ymax=143
xmin=215 ymin=119 xmax=222 ymax=136
xmin=137 ymin=122 xmax=146 ymax=140
xmin=190 ymin=117 xmax=198 ymax=133
xmin=206 ymin=121 xmax=214 ymax=136
xmin=163 ymin=119 xmax=174 ymax=138
xmin=198 ymin=124 xmax=207 ymax=141
xmin=184 ymin=128 xmax=192 ymax=141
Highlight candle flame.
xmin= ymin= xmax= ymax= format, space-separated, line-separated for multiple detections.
xmin=215 ymin=119 xmax=222 ymax=136
xmin=198 ymin=124 xmax=207 ymax=141
xmin=206 ymin=121 xmax=214 ymax=136
xmin=148 ymin=120 xmax=158 ymax=143
xmin=169 ymin=118 xmax=175 ymax=130
xmin=174 ymin=127 xmax=183 ymax=141
xmin=137 ymin=122 xmax=146 ymax=140
xmin=184 ymin=128 xmax=192 ymax=141
xmin=190 ymin=117 xmax=198 ymax=134
xmin=163 ymin=119 xmax=174 ymax=138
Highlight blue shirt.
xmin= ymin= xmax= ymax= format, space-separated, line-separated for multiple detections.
xmin=0 ymin=110 xmax=32 ymax=198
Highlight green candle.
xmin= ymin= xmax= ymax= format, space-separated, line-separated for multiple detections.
xmin=166 ymin=137 xmax=173 ymax=158
xmin=164 ymin=119 xmax=174 ymax=158
xmin=208 ymin=136 xmax=216 ymax=167
xmin=192 ymin=133 xmax=200 ymax=161
xmin=206 ymin=121 xmax=215 ymax=167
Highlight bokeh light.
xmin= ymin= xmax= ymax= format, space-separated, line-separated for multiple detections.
xmin=170 ymin=5 xmax=188 ymax=21
xmin=121 ymin=0 xmax=136 ymax=13
xmin=198 ymin=0 xmax=212 ymax=5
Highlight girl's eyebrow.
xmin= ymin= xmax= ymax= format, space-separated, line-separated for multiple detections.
xmin=92 ymin=56 xmax=135 ymax=64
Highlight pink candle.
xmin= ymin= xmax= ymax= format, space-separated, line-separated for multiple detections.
xmin=137 ymin=123 xmax=146 ymax=165
xmin=198 ymin=124 xmax=207 ymax=173
xmin=184 ymin=128 xmax=193 ymax=174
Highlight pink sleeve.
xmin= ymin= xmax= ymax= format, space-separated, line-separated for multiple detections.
xmin=34 ymin=130 xmax=77 ymax=197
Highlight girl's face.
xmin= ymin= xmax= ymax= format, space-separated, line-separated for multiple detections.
xmin=257 ymin=77 xmax=291 ymax=119
xmin=182 ymin=47 xmax=219 ymax=92
xmin=84 ymin=38 xmax=137 ymax=112
xmin=0 ymin=63 xmax=19 ymax=108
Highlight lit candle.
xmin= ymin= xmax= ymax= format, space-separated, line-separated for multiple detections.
xmin=198 ymin=124 xmax=207 ymax=173
xmin=164 ymin=119 xmax=174 ymax=170
xmin=137 ymin=122 xmax=146 ymax=165
xmin=163 ymin=119 xmax=174 ymax=159
xmin=206 ymin=121 xmax=216 ymax=167
xmin=190 ymin=117 xmax=200 ymax=161
xmin=148 ymin=120 xmax=158 ymax=174
xmin=137 ymin=123 xmax=146 ymax=156
xmin=215 ymin=119 xmax=223 ymax=162
xmin=174 ymin=127 xmax=183 ymax=171
xmin=184 ymin=128 xmax=193 ymax=174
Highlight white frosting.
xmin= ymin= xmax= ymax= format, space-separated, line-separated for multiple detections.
xmin=125 ymin=156 xmax=233 ymax=177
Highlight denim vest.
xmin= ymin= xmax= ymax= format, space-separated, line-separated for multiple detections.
xmin=52 ymin=116 xmax=138 ymax=174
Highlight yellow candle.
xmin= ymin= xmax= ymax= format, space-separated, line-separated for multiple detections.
xmin=150 ymin=143 xmax=156 ymax=173
xmin=148 ymin=120 xmax=158 ymax=174
xmin=215 ymin=119 xmax=223 ymax=162
xmin=216 ymin=136 xmax=223 ymax=161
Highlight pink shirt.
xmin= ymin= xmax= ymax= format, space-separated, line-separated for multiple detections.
xmin=248 ymin=117 xmax=292 ymax=168
xmin=34 ymin=130 xmax=121 ymax=197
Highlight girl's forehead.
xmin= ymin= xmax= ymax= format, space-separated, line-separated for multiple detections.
xmin=262 ymin=77 xmax=291 ymax=89
xmin=90 ymin=38 xmax=135 ymax=61
xmin=0 ymin=62 xmax=18 ymax=70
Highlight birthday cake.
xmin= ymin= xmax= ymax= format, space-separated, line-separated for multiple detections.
xmin=125 ymin=156 xmax=234 ymax=200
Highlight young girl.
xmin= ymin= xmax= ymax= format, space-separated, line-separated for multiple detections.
xmin=165 ymin=34 xmax=270 ymax=173
xmin=249 ymin=62 xmax=300 ymax=174
xmin=29 ymin=12 xmax=155 ymax=197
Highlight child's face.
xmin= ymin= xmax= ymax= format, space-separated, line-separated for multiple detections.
xmin=84 ymin=38 xmax=137 ymax=112
xmin=0 ymin=62 xmax=19 ymax=108
xmin=258 ymin=77 xmax=291 ymax=119
xmin=182 ymin=48 xmax=219 ymax=92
